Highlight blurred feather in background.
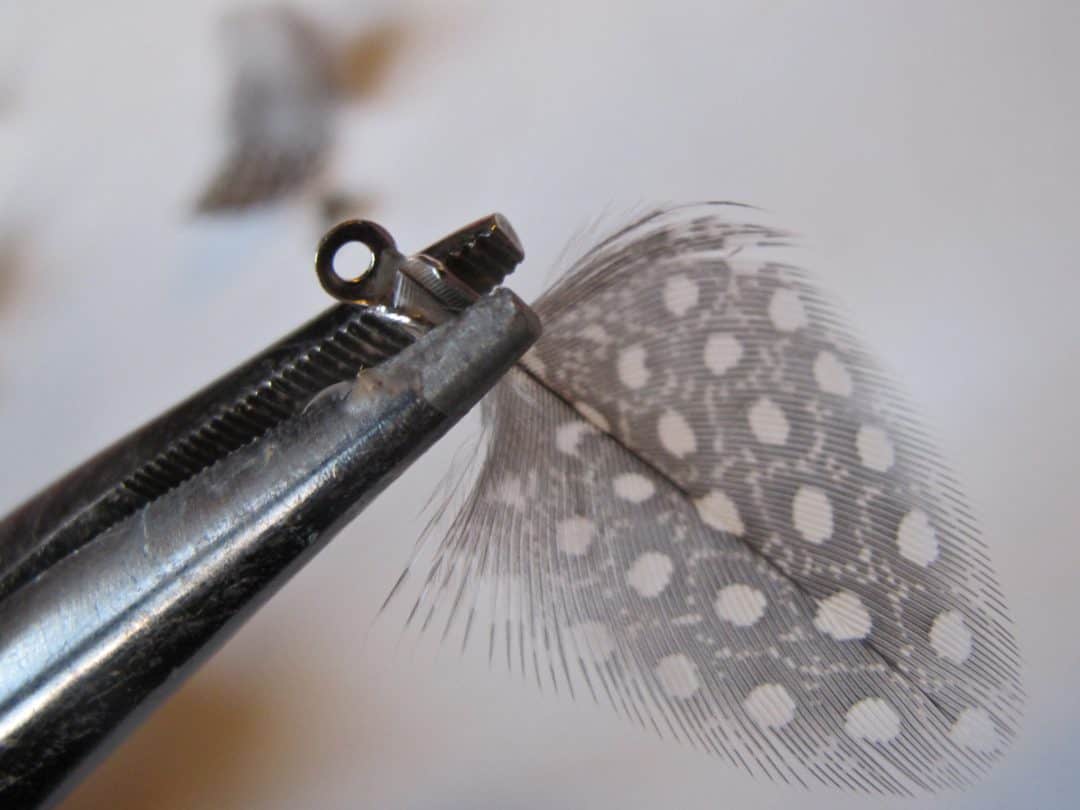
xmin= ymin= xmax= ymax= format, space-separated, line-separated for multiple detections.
xmin=196 ymin=4 xmax=406 ymax=215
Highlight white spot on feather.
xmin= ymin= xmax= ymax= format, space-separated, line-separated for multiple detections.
xmin=704 ymin=333 xmax=742 ymax=375
xmin=897 ymin=509 xmax=939 ymax=567
xmin=658 ymin=409 xmax=696 ymax=458
xmin=792 ymin=486 xmax=834 ymax=544
xmin=714 ymin=584 xmax=767 ymax=627
xmin=744 ymin=684 xmax=796 ymax=729
xmin=857 ymin=425 xmax=894 ymax=472
xmin=613 ymin=473 xmax=655 ymax=503
xmin=663 ymin=275 xmax=698 ymax=316
xmin=655 ymin=653 xmax=700 ymax=699
xmin=929 ymin=609 xmax=973 ymax=664
xmin=769 ymin=288 xmax=807 ymax=331
xmin=556 ymin=516 xmax=595 ymax=556
xmin=695 ymin=490 xmax=744 ymax=536
xmin=845 ymin=698 xmax=901 ymax=743
xmin=555 ymin=421 xmax=592 ymax=455
xmin=627 ymin=551 xmax=673 ymax=598
xmin=748 ymin=397 xmax=789 ymax=445
xmin=813 ymin=351 xmax=853 ymax=397
xmin=813 ymin=591 xmax=872 ymax=641
xmin=617 ymin=344 xmax=650 ymax=389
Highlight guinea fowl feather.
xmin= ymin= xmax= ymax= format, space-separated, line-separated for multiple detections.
xmin=386 ymin=203 xmax=1022 ymax=794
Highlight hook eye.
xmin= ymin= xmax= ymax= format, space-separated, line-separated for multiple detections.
xmin=315 ymin=220 xmax=397 ymax=302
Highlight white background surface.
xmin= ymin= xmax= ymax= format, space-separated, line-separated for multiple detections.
xmin=1 ymin=1 xmax=1078 ymax=807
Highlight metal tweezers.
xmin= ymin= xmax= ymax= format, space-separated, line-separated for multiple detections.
xmin=0 ymin=214 xmax=541 ymax=808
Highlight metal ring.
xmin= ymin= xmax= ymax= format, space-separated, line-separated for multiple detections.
xmin=315 ymin=220 xmax=397 ymax=302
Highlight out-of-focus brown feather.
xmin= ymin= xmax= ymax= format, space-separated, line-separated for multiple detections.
xmin=195 ymin=9 xmax=409 ymax=214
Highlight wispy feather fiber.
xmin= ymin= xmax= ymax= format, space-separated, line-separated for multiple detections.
xmin=388 ymin=204 xmax=1022 ymax=794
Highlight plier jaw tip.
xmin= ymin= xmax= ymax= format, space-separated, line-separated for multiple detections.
xmin=0 ymin=214 xmax=539 ymax=809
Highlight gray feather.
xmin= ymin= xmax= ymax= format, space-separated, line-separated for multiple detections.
xmin=196 ymin=7 xmax=334 ymax=212
xmin=389 ymin=203 xmax=1022 ymax=794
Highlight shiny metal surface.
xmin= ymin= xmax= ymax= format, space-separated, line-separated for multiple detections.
xmin=0 ymin=214 xmax=524 ymax=606
xmin=0 ymin=305 xmax=419 ymax=606
xmin=315 ymin=213 xmax=524 ymax=324
xmin=0 ymin=290 xmax=540 ymax=809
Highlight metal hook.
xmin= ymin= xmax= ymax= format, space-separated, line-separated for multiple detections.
xmin=315 ymin=219 xmax=401 ymax=305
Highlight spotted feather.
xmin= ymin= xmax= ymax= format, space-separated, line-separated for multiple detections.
xmin=388 ymin=203 xmax=1022 ymax=794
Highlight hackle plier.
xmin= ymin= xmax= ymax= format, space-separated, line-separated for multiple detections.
xmin=0 ymin=214 xmax=541 ymax=808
